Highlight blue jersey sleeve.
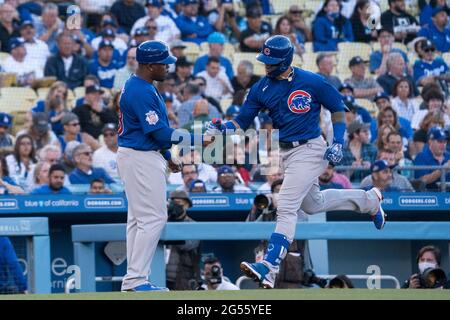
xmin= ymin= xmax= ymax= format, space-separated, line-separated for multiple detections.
xmin=135 ymin=91 xmax=170 ymax=135
xmin=315 ymin=77 xmax=346 ymax=113
xmin=233 ymin=84 xmax=263 ymax=130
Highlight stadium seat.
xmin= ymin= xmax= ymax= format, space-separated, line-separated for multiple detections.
xmin=0 ymin=98 xmax=34 ymax=114
xmin=0 ymin=52 xmax=10 ymax=63
xmin=272 ymin=0 xmax=300 ymax=14
xmin=338 ymin=42 xmax=372 ymax=61
xmin=302 ymin=0 xmax=323 ymax=14
xmin=1 ymin=87 xmax=37 ymax=102
xmin=183 ymin=42 xmax=200 ymax=62
xmin=37 ymin=87 xmax=50 ymax=100
xmin=442 ymin=53 xmax=450 ymax=67
xmin=232 ymin=52 xmax=260 ymax=74
xmin=220 ymin=98 xmax=233 ymax=113
xmin=74 ymin=86 xmax=86 ymax=98
xmin=372 ymin=42 xmax=408 ymax=53
xmin=304 ymin=42 xmax=313 ymax=53
xmin=299 ymin=52 xmax=318 ymax=72
xmin=10 ymin=110 xmax=28 ymax=135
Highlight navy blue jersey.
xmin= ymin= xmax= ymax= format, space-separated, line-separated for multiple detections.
xmin=118 ymin=74 xmax=171 ymax=151
xmin=234 ymin=67 xmax=345 ymax=142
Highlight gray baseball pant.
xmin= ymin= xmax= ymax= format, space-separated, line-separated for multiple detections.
xmin=275 ymin=136 xmax=380 ymax=241
xmin=117 ymin=147 xmax=167 ymax=290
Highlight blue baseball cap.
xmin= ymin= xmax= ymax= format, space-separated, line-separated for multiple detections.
xmin=146 ymin=0 xmax=162 ymax=7
xmin=428 ymin=127 xmax=447 ymax=141
xmin=101 ymin=28 xmax=115 ymax=38
xmin=432 ymin=6 xmax=447 ymax=17
xmin=207 ymin=32 xmax=226 ymax=44
xmin=0 ymin=112 xmax=13 ymax=127
xmin=9 ymin=38 xmax=24 ymax=51
xmin=373 ymin=91 xmax=390 ymax=103
xmin=371 ymin=160 xmax=390 ymax=173
xmin=225 ymin=105 xmax=240 ymax=117
xmin=342 ymin=95 xmax=356 ymax=112
xmin=338 ymin=83 xmax=354 ymax=92
xmin=102 ymin=19 xmax=117 ymax=28
xmin=189 ymin=179 xmax=206 ymax=192
xmin=182 ymin=0 xmax=199 ymax=5
xmin=20 ymin=20 xmax=34 ymax=29
xmin=217 ymin=165 xmax=234 ymax=175
xmin=99 ymin=39 xmax=114 ymax=49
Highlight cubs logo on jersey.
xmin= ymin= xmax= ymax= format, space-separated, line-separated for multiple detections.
xmin=287 ymin=90 xmax=311 ymax=114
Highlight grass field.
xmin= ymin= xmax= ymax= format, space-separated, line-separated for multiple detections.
xmin=1 ymin=289 xmax=450 ymax=300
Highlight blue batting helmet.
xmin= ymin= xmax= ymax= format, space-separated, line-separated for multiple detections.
xmin=136 ymin=40 xmax=177 ymax=65
xmin=256 ymin=35 xmax=294 ymax=78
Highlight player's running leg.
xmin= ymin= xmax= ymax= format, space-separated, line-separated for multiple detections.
xmin=301 ymin=182 xmax=386 ymax=229
xmin=241 ymin=137 xmax=328 ymax=288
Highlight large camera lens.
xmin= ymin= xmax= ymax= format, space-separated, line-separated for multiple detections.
xmin=253 ymin=194 xmax=269 ymax=210
xmin=420 ymin=268 xmax=448 ymax=288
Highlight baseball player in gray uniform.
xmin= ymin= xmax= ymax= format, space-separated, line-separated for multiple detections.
xmin=206 ymin=35 xmax=387 ymax=289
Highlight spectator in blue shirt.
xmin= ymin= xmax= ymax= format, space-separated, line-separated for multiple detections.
xmin=312 ymin=0 xmax=354 ymax=52
xmin=413 ymin=39 xmax=450 ymax=90
xmin=0 ymin=237 xmax=27 ymax=294
xmin=193 ymin=32 xmax=234 ymax=80
xmin=414 ymin=127 xmax=450 ymax=190
xmin=31 ymin=164 xmax=71 ymax=194
xmin=175 ymin=0 xmax=214 ymax=44
xmin=376 ymin=52 xmax=419 ymax=96
xmin=418 ymin=6 xmax=450 ymax=53
xmin=370 ymin=27 xmax=409 ymax=76
xmin=69 ymin=143 xmax=115 ymax=185
xmin=420 ymin=0 xmax=450 ymax=26
xmin=88 ymin=40 xmax=120 ymax=89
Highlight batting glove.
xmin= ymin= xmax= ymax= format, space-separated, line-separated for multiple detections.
xmin=205 ymin=118 xmax=226 ymax=135
xmin=323 ymin=143 xmax=343 ymax=165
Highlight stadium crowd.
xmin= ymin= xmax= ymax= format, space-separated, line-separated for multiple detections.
xmin=0 ymin=0 xmax=448 ymax=197
xmin=0 ymin=0 xmax=449 ymax=294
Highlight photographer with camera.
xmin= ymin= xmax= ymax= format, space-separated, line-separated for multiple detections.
xmin=199 ymin=256 xmax=239 ymax=290
xmin=246 ymin=179 xmax=311 ymax=288
xmin=402 ymin=245 xmax=449 ymax=289
xmin=165 ymin=190 xmax=201 ymax=290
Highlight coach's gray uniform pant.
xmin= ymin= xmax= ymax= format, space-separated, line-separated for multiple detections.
xmin=117 ymin=147 xmax=167 ymax=290
xmin=275 ymin=136 xmax=380 ymax=241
